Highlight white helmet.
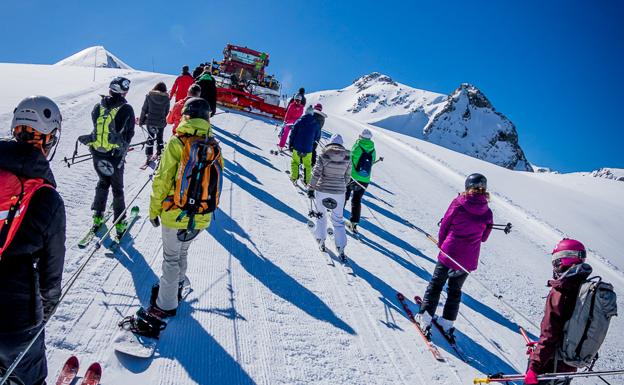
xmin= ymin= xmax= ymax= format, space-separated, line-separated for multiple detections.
xmin=12 ymin=95 xmax=62 ymax=135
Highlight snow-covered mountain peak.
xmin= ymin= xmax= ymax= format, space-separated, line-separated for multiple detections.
xmin=449 ymin=82 xmax=494 ymax=109
xmin=352 ymin=72 xmax=398 ymax=91
xmin=55 ymin=46 xmax=133 ymax=70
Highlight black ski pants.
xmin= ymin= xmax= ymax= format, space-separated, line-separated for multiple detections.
xmin=0 ymin=327 xmax=47 ymax=385
xmin=92 ymin=156 xmax=126 ymax=221
xmin=345 ymin=180 xmax=368 ymax=224
xmin=419 ymin=262 xmax=468 ymax=321
xmin=145 ymin=125 xmax=164 ymax=157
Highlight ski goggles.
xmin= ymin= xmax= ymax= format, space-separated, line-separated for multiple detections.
xmin=13 ymin=125 xmax=58 ymax=151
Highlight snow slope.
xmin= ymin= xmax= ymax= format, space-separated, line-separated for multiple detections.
xmin=0 ymin=63 xmax=622 ymax=385
xmin=55 ymin=46 xmax=133 ymax=70
xmin=308 ymin=73 xmax=532 ymax=171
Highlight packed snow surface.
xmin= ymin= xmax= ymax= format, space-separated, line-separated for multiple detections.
xmin=0 ymin=63 xmax=623 ymax=384
xmin=55 ymin=46 xmax=133 ymax=70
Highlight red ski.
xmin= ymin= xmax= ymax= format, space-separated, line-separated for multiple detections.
xmin=80 ymin=362 xmax=102 ymax=385
xmin=55 ymin=356 xmax=79 ymax=385
xmin=396 ymin=292 xmax=445 ymax=361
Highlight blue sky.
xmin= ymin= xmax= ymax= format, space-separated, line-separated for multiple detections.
xmin=1 ymin=0 xmax=622 ymax=172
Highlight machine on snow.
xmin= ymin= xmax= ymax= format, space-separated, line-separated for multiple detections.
xmin=210 ymin=44 xmax=286 ymax=120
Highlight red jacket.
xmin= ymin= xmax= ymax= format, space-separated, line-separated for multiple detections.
xmin=169 ymin=74 xmax=194 ymax=102
xmin=166 ymin=97 xmax=189 ymax=133
xmin=529 ymin=263 xmax=592 ymax=374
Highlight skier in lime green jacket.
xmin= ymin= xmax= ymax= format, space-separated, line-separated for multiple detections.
xmin=345 ymin=128 xmax=380 ymax=233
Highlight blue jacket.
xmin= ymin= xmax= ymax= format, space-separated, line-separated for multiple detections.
xmin=289 ymin=114 xmax=321 ymax=154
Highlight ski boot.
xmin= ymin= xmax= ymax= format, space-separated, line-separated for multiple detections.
xmin=115 ymin=220 xmax=128 ymax=240
xmin=150 ymin=281 xmax=188 ymax=307
xmin=415 ymin=311 xmax=433 ymax=338
xmin=92 ymin=213 xmax=105 ymax=230
xmin=317 ymin=239 xmax=326 ymax=252
xmin=346 ymin=221 xmax=358 ymax=234
xmin=435 ymin=317 xmax=456 ymax=343
xmin=336 ymin=246 xmax=347 ymax=263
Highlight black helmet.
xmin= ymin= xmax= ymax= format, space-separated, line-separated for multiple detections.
xmin=298 ymin=87 xmax=305 ymax=94
xmin=465 ymin=173 xmax=487 ymax=190
xmin=182 ymin=65 xmax=189 ymax=72
xmin=109 ymin=77 xmax=131 ymax=94
xmin=182 ymin=97 xmax=211 ymax=120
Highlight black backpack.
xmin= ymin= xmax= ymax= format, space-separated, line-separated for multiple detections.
xmin=355 ymin=145 xmax=373 ymax=177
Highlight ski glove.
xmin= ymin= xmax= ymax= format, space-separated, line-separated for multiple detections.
xmin=524 ymin=368 xmax=538 ymax=385
xmin=307 ymin=189 xmax=315 ymax=198
xmin=150 ymin=217 xmax=160 ymax=227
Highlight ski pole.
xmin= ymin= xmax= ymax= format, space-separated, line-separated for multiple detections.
xmin=410 ymin=224 xmax=540 ymax=330
xmin=473 ymin=369 xmax=624 ymax=384
xmin=0 ymin=174 xmax=153 ymax=385
xmin=488 ymin=223 xmax=512 ymax=234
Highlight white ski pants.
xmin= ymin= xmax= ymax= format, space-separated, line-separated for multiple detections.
xmin=313 ymin=191 xmax=347 ymax=251
xmin=156 ymin=226 xmax=195 ymax=311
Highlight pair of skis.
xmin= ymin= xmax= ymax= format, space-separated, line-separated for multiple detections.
xmin=77 ymin=206 xmax=140 ymax=250
xmin=396 ymin=293 xmax=467 ymax=362
xmin=55 ymin=356 xmax=101 ymax=385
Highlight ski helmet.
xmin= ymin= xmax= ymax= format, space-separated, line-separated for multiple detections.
xmin=360 ymin=128 xmax=373 ymax=139
xmin=109 ymin=76 xmax=131 ymax=94
xmin=552 ymin=238 xmax=586 ymax=269
xmin=182 ymin=97 xmax=211 ymax=120
xmin=465 ymin=173 xmax=487 ymax=190
xmin=12 ymin=95 xmax=62 ymax=135
xmin=313 ymin=103 xmax=323 ymax=111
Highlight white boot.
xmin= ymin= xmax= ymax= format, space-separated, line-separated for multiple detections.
xmin=415 ymin=311 xmax=432 ymax=329
xmin=436 ymin=317 xmax=455 ymax=334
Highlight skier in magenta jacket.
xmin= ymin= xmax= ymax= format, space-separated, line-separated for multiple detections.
xmin=416 ymin=173 xmax=493 ymax=339
xmin=277 ymin=94 xmax=304 ymax=150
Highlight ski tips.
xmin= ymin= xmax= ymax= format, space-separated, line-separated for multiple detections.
xmin=85 ymin=362 xmax=102 ymax=377
xmin=65 ymin=355 xmax=79 ymax=368
xmin=396 ymin=292 xmax=405 ymax=301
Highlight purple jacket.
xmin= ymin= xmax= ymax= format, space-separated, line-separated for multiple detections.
xmin=437 ymin=193 xmax=493 ymax=271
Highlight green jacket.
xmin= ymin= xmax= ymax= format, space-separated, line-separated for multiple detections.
xmin=149 ymin=118 xmax=219 ymax=229
xmin=350 ymin=138 xmax=376 ymax=183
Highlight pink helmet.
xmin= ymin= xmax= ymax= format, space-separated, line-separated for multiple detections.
xmin=313 ymin=103 xmax=323 ymax=111
xmin=552 ymin=238 xmax=586 ymax=269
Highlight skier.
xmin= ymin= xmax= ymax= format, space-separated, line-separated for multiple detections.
xmin=524 ymin=239 xmax=593 ymax=385
xmin=167 ymin=84 xmax=201 ymax=134
xmin=345 ymin=128 xmax=377 ymax=233
xmin=139 ymin=81 xmax=170 ymax=164
xmin=192 ymin=64 xmax=205 ymax=79
xmin=0 ymin=96 xmax=65 ymax=385
xmin=310 ymin=103 xmax=326 ymax=167
xmin=289 ymin=104 xmax=322 ymax=186
xmin=288 ymin=87 xmax=307 ymax=107
xmin=148 ymin=97 xmax=223 ymax=318
xmin=195 ymin=66 xmax=217 ymax=117
xmin=415 ymin=173 xmax=493 ymax=339
xmin=277 ymin=93 xmax=304 ymax=151
xmin=307 ymin=134 xmax=351 ymax=258
xmin=78 ymin=77 xmax=135 ymax=238
xmin=169 ymin=65 xmax=194 ymax=102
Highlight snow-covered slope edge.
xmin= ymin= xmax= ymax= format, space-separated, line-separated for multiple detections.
xmin=309 ymin=73 xmax=533 ymax=171
xmin=55 ymin=46 xmax=133 ymax=70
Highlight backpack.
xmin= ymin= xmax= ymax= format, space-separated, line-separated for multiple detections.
xmin=0 ymin=168 xmax=53 ymax=259
xmin=355 ymin=144 xmax=374 ymax=177
xmin=78 ymin=105 xmax=124 ymax=155
xmin=162 ymin=135 xmax=223 ymax=230
xmin=559 ymin=276 xmax=618 ymax=368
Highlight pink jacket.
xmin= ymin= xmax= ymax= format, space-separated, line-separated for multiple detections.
xmin=284 ymin=102 xmax=304 ymax=125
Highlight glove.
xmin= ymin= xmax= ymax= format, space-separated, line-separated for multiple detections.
xmin=524 ymin=368 xmax=538 ymax=385
xmin=525 ymin=341 xmax=537 ymax=355
xmin=307 ymin=189 xmax=315 ymax=198
xmin=150 ymin=217 xmax=160 ymax=227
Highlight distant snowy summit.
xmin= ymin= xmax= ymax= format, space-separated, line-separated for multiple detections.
xmin=309 ymin=72 xmax=533 ymax=171
xmin=587 ymin=168 xmax=624 ymax=182
xmin=55 ymin=46 xmax=133 ymax=70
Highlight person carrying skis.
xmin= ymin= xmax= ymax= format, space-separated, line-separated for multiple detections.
xmin=195 ymin=66 xmax=217 ymax=117
xmin=139 ymin=82 xmax=170 ymax=164
xmin=78 ymin=77 xmax=135 ymax=238
xmin=0 ymin=96 xmax=65 ymax=385
xmin=310 ymin=103 xmax=326 ymax=167
xmin=277 ymin=93 xmax=304 ymax=151
xmin=167 ymin=84 xmax=201 ymax=134
xmin=148 ymin=97 xmax=223 ymax=318
xmin=169 ymin=65 xmax=194 ymax=102
xmin=524 ymin=239 xmax=594 ymax=385
xmin=307 ymin=134 xmax=351 ymax=258
xmin=345 ymin=128 xmax=377 ymax=233
xmin=289 ymin=104 xmax=322 ymax=186
xmin=415 ymin=173 xmax=493 ymax=339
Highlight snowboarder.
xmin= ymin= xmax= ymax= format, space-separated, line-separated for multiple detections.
xmin=289 ymin=104 xmax=322 ymax=186
xmin=0 ymin=96 xmax=66 ymax=385
xmin=524 ymin=239 xmax=594 ymax=385
xmin=78 ymin=77 xmax=135 ymax=238
xmin=195 ymin=66 xmax=217 ymax=117
xmin=415 ymin=173 xmax=493 ymax=339
xmin=277 ymin=93 xmax=304 ymax=151
xmin=167 ymin=84 xmax=201 ymax=134
xmin=288 ymin=87 xmax=307 ymax=107
xmin=307 ymin=134 xmax=351 ymax=258
xmin=310 ymin=103 xmax=326 ymax=167
xmin=139 ymin=82 xmax=170 ymax=164
xmin=345 ymin=128 xmax=377 ymax=233
xmin=148 ymin=97 xmax=223 ymax=318
xmin=169 ymin=65 xmax=194 ymax=102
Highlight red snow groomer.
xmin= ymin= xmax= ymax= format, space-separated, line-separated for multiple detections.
xmin=211 ymin=44 xmax=286 ymax=120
